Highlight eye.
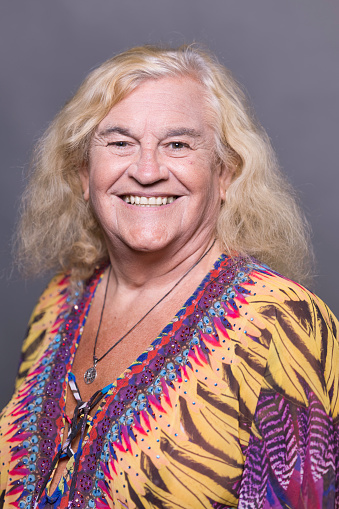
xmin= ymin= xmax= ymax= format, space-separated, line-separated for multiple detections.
xmin=105 ymin=140 xmax=136 ymax=156
xmin=168 ymin=141 xmax=190 ymax=150
xmin=107 ymin=141 xmax=129 ymax=148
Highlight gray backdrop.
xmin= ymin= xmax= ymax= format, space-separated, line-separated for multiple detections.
xmin=1 ymin=0 xmax=338 ymax=410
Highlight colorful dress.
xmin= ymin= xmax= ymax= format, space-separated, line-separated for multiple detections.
xmin=0 ymin=254 xmax=338 ymax=509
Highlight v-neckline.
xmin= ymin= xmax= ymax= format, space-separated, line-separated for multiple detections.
xmin=45 ymin=253 xmax=229 ymax=500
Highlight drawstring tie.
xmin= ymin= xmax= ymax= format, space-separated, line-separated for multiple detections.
xmin=34 ymin=373 xmax=106 ymax=508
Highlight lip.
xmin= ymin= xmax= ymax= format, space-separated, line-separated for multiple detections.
xmin=117 ymin=193 xmax=179 ymax=198
xmin=116 ymin=194 xmax=181 ymax=208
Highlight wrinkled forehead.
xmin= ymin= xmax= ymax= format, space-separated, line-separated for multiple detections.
xmin=95 ymin=76 xmax=215 ymax=138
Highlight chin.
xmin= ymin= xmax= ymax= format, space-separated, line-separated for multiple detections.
xmin=129 ymin=240 xmax=169 ymax=254
xmin=120 ymin=229 xmax=174 ymax=254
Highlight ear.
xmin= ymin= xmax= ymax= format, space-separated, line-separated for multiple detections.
xmin=79 ymin=166 xmax=90 ymax=201
xmin=218 ymin=163 xmax=233 ymax=201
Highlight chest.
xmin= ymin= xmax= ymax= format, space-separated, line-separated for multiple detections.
xmin=68 ymin=284 xmax=190 ymax=405
xmin=1 ymin=260 xmax=267 ymax=509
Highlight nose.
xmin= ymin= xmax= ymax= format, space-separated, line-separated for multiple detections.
xmin=127 ymin=147 xmax=169 ymax=185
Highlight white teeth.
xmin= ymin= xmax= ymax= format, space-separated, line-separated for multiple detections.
xmin=123 ymin=195 xmax=177 ymax=206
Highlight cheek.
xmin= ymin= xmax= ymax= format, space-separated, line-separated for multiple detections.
xmin=181 ymin=154 xmax=215 ymax=187
xmin=88 ymin=149 xmax=113 ymax=187
xmin=88 ymin=162 xmax=115 ymax=195
xmin=89 ymin=171 xmax=108 ymax=191
xmin=89 ymin=152 xmax=131 ymax=192
xmin=198 ymin=167 xmax=222 ymax=198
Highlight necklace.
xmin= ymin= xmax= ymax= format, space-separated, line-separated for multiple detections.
xmin=84 ymin=238 xmax=216 ymax=384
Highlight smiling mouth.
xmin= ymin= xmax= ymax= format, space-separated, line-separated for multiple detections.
xmin=121 ymin=195 xmax=178 ymax=206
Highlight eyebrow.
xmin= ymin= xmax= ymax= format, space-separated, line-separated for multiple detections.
xmin=164 ymin=128 xmax=202 ymax=138
xmin=97 ymin=126 xmax=203 ymax=139
xmin=98 ymin=126 xmax=132 ymax=137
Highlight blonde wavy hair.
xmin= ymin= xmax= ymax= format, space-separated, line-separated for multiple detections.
xmin=16 ymin=44 xmax=313 ymax=284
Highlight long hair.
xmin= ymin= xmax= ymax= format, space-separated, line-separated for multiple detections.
xmin=16 ymin=44 xmax=313 ymax=284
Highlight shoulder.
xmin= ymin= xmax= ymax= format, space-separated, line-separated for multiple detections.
xmin=216 ymin=254 xmax=337 ymax=337
xmin=211 ymin=255 xmax=338 ymax=401
xmin=246 ymin=259 xmax=338 ymax=365
xmin=252 ymin=260 xmax=335 ymax=328
xmin=224 ymin=257 xmax=339 ymax=415
xmin=26 ymin=271 xmax=72 ymax=335
xmin=197 ymin=255 xmax=338 ymax=378
xmin=15 ymin=272 xmax=73 ymax=390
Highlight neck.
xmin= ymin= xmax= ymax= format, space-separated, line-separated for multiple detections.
xmin=105 ymin=234 xmax=222 ymax=292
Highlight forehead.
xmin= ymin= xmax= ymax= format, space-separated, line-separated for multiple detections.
xmin=97 ymin=76 xmax=212 ymax=135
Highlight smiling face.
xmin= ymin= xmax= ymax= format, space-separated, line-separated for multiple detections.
xmin=80 ymin=76 xmax=231 ymax=258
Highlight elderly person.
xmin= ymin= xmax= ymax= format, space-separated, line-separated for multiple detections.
xmin=0 ymin=45 xmax=337 ymax=509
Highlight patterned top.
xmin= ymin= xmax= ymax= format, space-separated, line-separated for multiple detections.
xmin=0 ymin=254 xmax=338 ymax=509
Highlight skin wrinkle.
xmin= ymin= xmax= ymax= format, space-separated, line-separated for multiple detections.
xmin=45 ymin=77 xmax=232 ymax=495
xmin=80 ymin=76 xmax=231 ymax=290
xmin=8 ymin=51 xmax=329 ymax=503
xmin=17 ymin=47 xmax=314 ymax=286
xmin=97 ymin=125 xmax=203 ymax=141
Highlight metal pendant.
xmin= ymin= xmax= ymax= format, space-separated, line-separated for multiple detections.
xmin=84 ymin=365 xmax=97 ymax=384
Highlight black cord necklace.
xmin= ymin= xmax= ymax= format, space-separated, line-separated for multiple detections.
xmin=84 ymin=238 xmax=216 ymax=384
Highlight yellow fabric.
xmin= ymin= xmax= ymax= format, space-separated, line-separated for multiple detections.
xmin=0 ymin=258 xmax=338 ymax=508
